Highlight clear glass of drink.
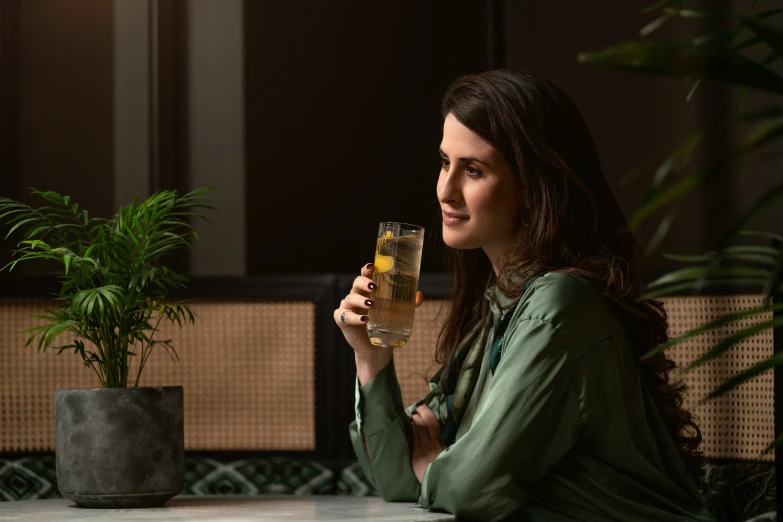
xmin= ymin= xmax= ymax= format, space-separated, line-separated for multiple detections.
xmin=367 ymin=222 xmax=425 ymax=348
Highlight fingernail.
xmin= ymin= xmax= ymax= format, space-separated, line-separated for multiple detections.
xmin=360 ymin=315 xmax=368 ymax=322
xmin=365 ymin=300 xmax=374 ymax=307
xmin=368 ymin=282 xmax=377 ymax=290
xmin=366 ymin=263 xmax=374 ymax=269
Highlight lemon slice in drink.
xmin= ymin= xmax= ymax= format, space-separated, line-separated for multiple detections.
xmin=374 ymin=231 xmax=394 ymax=273
xmin=374 ymin=253 xmax=394 ymax=273
xmin=377 ymin=230 xmax=393 ymax=248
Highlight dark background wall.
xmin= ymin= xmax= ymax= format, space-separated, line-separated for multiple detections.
xmin=16 ymin=0 xmax=114 ymax=217
xmin=244 ymin=1 xmax=489 ymax=274
xmin=1 ymin=0 xmax=770 ymax=283
xmin=0 ymin=0 xmax=114 ymax=272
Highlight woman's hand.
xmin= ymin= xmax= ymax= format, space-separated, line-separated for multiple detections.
xmin=410 ymin=405 xmax=446 ymax=483
xmin=334 ymin=263 xmax=424 ymax=383
xmin=333 ymin=263 xmax=380 ymax=356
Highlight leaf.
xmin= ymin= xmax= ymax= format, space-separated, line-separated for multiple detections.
xmin=641 ymin=0 xmax=680 ymax=15
xmin=630 ymin=116 xmax=783 ymax=229
xmin=719 ymin=182 xmax=783 ymax=248
xmin=0 ymin=207 xmax=32 ymax=222
xmin=578 ymin=41 xmax=783 ymax=94
xmin=640 ymin=302 xmax=783 ymax=360
xmin=38 ymin=190 xmax=65 ymax=205
xmin=4 ymin=217 xmax=39 ymax=239
xmin=763 ymin=240 xmax=783 ymax=299
xmin=644 ymin=207 xmax=679 ymax=256
xmin=640 ymin=277 xmax=767 ymax=299
xmin=86 ymin=292 xmax=97 ymax=317
xmin=639 ymin=14 xmax=670 ymax=37
xmin=700 ymin=339 xmax=783 ymax=402
xmin=739 ymin=52 xmax=779 ymax=114
xmin=738 ymin=15 xmax=783 ymax=59
xmin=661 ymin=8 xmax=706 ymax=19
xmin=683 ymin=316 xmax=783 ymax=374
xmin=647 ymin=265 xmax=770 ymax=288
xmin=63 ymin=255 xmax=71 ymax=274
xmin=738 ymin=230 xmax=783 ymax=242
xmin=762 ymin=430 xmax=783 ymax=455
xmin=662 ymin=245 xmax=780 ymax=266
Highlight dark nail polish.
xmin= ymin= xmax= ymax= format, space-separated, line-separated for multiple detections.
xmin=360 ymin=316 xmax=368 ymax=322
xmin=366 ymin=263 xmax=374 ymax=269
xmin=368 ymin=283 xmax=377 ymax=290
xmin=365 ymin=300 xmax=374 ymax=307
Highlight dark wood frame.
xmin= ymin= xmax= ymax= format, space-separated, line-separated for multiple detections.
xmin=153 ymin=0 xmax=189 ymax=195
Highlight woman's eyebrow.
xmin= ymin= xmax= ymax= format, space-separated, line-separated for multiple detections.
xmin=439 ymin=148 xmax=491 ymax=167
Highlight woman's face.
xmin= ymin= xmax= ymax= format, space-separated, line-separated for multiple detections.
xmin=437 ymin=113 xmax=523 ymax=261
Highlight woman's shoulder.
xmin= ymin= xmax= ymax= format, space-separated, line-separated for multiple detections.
xmin=514 ymin=271 xmax=627 ymax=352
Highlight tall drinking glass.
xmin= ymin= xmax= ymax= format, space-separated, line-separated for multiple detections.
xmin=367 ymin=222 xmax=425 ymax=348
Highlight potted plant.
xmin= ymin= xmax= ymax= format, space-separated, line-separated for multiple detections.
xmin=0 ymin=187 xmax=217 ymax=508
xmin=578 ymin=2 xmax=782 ymax=519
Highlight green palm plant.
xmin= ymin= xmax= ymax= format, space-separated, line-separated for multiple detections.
xmin=578 ymin=0 xmax=783 ymax=450
xmin=0 ymin=187 xmax=218 ymax=388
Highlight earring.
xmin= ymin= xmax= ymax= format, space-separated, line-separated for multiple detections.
xmin=521 ymin=206 xmax=531 ymax=227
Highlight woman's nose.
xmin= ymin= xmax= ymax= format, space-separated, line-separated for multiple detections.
xmin=437 ymin=168 xmax=462 ymax=204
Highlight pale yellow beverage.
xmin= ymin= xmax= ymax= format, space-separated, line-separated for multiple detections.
xmin=367 ymin=223 xmax=424 ymax=348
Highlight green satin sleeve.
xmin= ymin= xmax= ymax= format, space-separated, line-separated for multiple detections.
xmin=348 ymin=356 xmax=445 ymax=503
xmin=418 ymin=318 xmax=581 ymax=521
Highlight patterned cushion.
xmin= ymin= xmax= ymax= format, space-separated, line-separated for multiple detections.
xmin=0 ymin=455 xmax=60 ymax=501
xmin=335 ymin=461 xmax=377 ymax=496
xmin=0 ymin=455 xmax=336 ymax=500
xmin=182 ymin=456 xmax=335 ymax=495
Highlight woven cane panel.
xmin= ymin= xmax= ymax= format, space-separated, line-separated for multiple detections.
xmin=393 ymin=300 xmax=450 ymax=407
xmin=660 ymin=295 xmax=775 ymax=461
xmin=1 ymin=299 xmax=93 ymax=452
xmin=0 ymin=299 xmax=315 ymax=452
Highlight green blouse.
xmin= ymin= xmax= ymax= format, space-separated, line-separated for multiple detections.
xmin=349 ymin=272 xmax=716 ymax=522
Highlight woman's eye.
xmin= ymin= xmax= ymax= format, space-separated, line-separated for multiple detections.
xmin=440 ymin=159 xmax=450 ymax=170
xmin=466 ymin=165 xmax=483 ymax=177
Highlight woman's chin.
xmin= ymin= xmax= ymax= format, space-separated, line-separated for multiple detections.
xmin=442 ymin=229 xmax=477 ymax=250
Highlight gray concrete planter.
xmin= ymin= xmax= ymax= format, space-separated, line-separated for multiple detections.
xmin=54 ymin=386 xmax=184 ymax=508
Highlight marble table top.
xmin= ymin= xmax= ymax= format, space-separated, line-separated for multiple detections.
xmin=0 ymin=495 xmax=457 ymax=521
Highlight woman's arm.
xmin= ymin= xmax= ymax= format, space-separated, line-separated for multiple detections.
xmin=417 ymin=318 xmax=582 ymax=521
xmin=349 ymin=356 xmax=446 ymax=502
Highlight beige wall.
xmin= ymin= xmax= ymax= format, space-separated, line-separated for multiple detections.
xmin=113 ymin=0 xmax=150 ymax=205
xmin=187 ymin=0 xmax=246 ymax=276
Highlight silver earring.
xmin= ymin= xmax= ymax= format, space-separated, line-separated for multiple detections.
xmin=521 ymin=206 xmax=531 ymax=227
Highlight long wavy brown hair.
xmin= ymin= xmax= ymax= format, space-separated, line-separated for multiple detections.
xmin=436 ymin=69 xmax=704 ymax=484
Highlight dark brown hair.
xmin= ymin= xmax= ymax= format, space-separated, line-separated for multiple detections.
xmin=437 ymin=70 xmax=704 ymax=484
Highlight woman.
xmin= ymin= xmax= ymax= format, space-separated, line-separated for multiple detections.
xmin=334 ymin=70 xmax=715 ymax=521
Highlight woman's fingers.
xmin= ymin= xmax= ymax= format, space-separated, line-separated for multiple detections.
xmin=333 ymin=308 xmax=368 ymax=327
xmin=334 ymin=263 xmax=377 ymax=329
xmin=351 ymin=273 xmax=377 ymax=298
xmin=340 ymin=292 xmax=375 ymax=312
xmin=415 ymin=291 xmax=424 ymax=308
xmin=411 ymin=410 xmax=434 ymax=447
xmin=361 ymin=262 xmax=376 ymax=278
xmin=415 ymin=405 xmax=442 ymax=445
xmin=411 ymin=414 xmax=422 ymax=449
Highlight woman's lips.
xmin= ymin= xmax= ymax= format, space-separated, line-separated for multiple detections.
xmin=443 ymin=212 xmax=469 ymax=226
